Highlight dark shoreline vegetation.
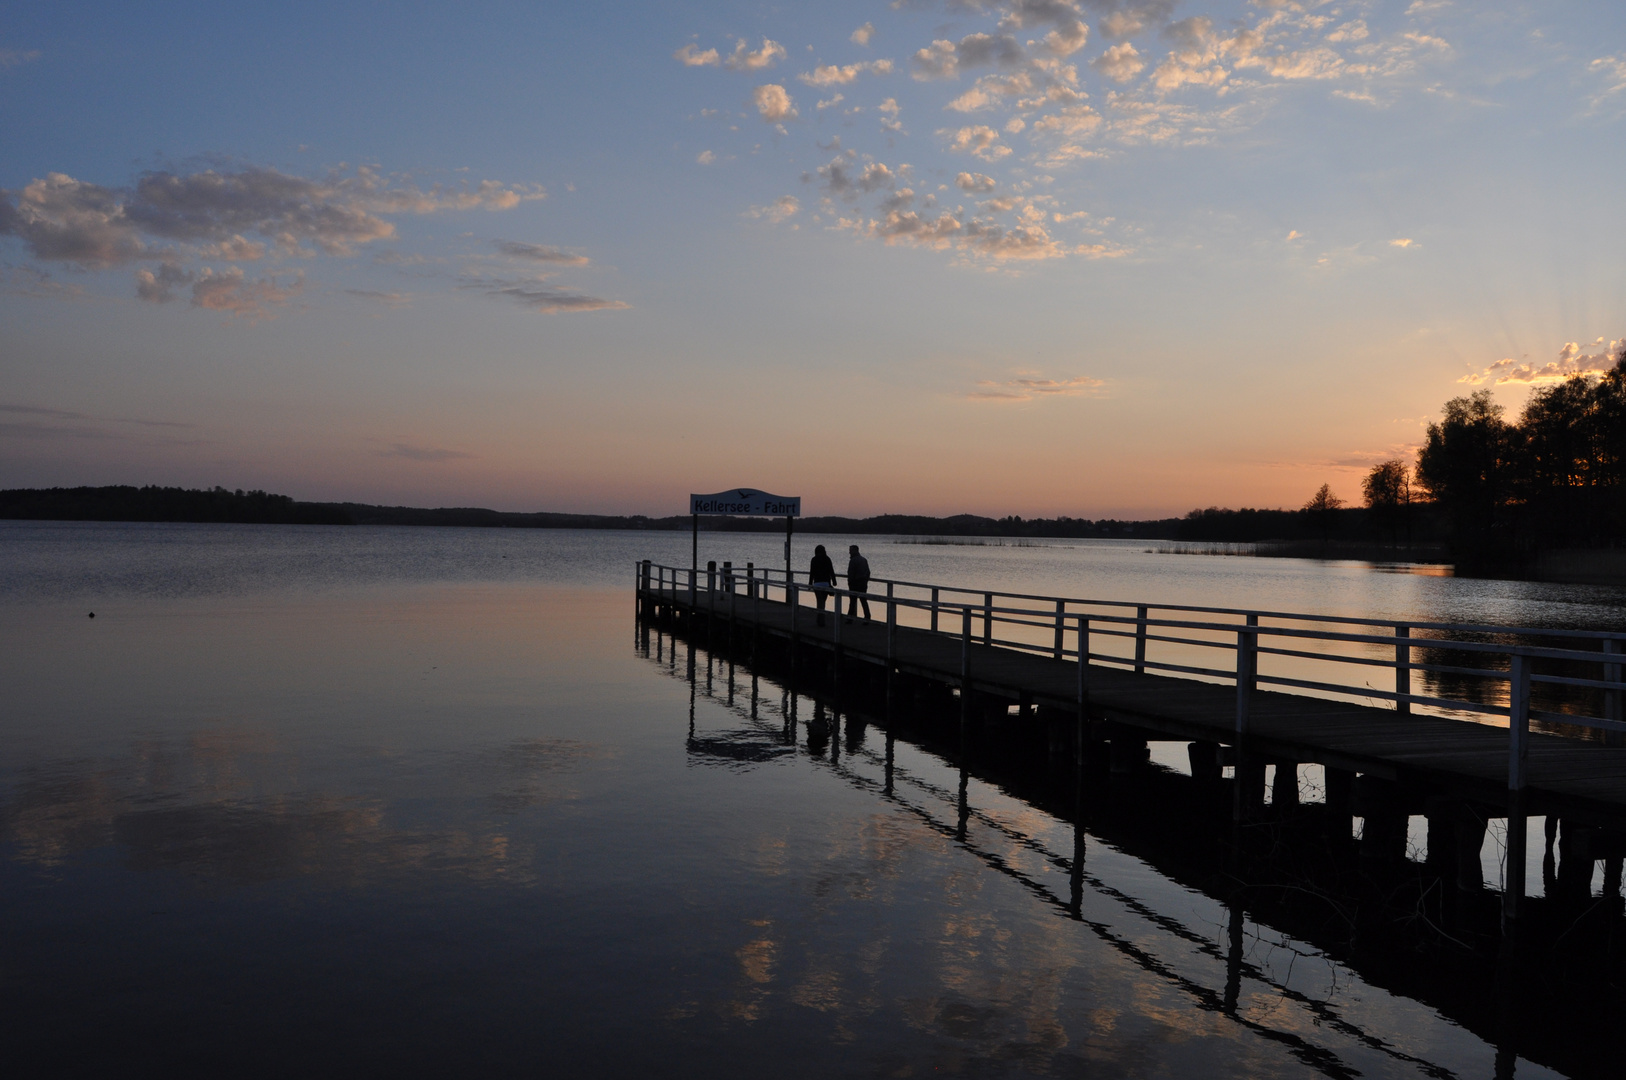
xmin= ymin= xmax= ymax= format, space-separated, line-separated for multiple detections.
xmin=5 ymin=345 xmax=1624 ymax=582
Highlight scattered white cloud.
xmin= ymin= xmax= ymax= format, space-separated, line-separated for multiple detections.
xmin=798 ymin=59 xmax=893 ymax=87
xmin=1092 ymin=42 xmax=1145 ymax=84
xmin=674 ymin=43 xmax=720 ymax=67
xmin=956 ymin=172 xmax=997 ymax=193
xmin=851 ymin=23 xmax=875 ymax=47
xmin=1388 ymin=237 xmax=1414 ymax=248
xmin=726 ymin=38 xmax=787 ymax=72
xmin=752 ymin=84 xmax=798 ymax=122
xmin=1459 ymin=339 xmax=1623 ymax=385
xmin=747 ymin=195 xmax=801 ymax=224
xmin=941 ymin=124 xmax=1011 ymax=160
xmin=697 ymin=149 xmax=716 ymax=164
xmin=0 ymin=48 xmax=41 ymax=69
xmin=1587 ymin=56 xmax=1626 ymax=114
xmin=493 ymin=240 xmax=590 ymax=265
xmin=187 ymin=267 xmax=306 ymax=321
xmin=1285 ymin=229 xmax=1303 ymax=241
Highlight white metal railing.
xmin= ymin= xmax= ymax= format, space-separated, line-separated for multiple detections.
xmin=635 ymin=558 xmax=1626 ymax=791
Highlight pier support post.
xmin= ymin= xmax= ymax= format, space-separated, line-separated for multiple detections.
xmin=1187 ymin=740 xmax=1222 ymax=781
xmin=931 ymin=588 xmax=939 ymax=632
xmin=1053 ymin=600 xmax=1064 ymax=660
xmin=983 ymin=593 xmax=993 ymax=645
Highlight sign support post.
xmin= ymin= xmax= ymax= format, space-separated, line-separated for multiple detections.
xmin=687 ymin=488 xmax=803 ymax=589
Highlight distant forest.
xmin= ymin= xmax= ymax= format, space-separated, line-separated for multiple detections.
xmin=5 ymin=344 xmax=1621 ymax=571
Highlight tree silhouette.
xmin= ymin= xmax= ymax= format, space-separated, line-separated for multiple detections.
xmin=1361 ymin=460 xmax=1411 ymax=545
xmin=1302 ymin=483 xmax=1343 ymax=546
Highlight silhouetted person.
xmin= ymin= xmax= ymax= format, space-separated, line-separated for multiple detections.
xmin=809 ymin=544 xmax=836 ymax=626
xmin=846 ymin=544 xmax=871 ymax=621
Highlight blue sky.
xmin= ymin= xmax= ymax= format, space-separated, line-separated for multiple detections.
xmin=3 ymin=1 xmax=1623 ymax=516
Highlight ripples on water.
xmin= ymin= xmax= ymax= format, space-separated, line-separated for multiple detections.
xmin=0 ymin=521 xmax=1619 ymax=1076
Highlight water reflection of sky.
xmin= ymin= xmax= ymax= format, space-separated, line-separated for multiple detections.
xmin=0 ymin=525 xmax=1590 ymax=1074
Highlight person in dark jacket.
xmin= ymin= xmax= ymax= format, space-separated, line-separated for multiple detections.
xmin=809 ymin=544 xmax=837 ymax=626
xmin=845 ymin=545 xmax=871 ymax=622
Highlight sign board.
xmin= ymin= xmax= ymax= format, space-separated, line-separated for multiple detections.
xmin=690 ymin=488 xmax=801 ymax=517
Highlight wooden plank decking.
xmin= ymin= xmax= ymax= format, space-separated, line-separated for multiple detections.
xmin=643 ymin=585 xmax=1626 ymax=813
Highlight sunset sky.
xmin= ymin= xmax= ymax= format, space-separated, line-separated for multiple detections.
xmin=3 ymin=1 xmax=1623 ymax=518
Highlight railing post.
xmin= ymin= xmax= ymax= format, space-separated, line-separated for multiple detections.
xmin=1135 ymin=605 xmax=1148 ymax=674
xmin=960 ymin=606 xmax=973 ymax=731
xmin=1246 ymin=613 xmax=1258 ymax=691
xmin=833 ymin=589 xmax=843 ymax=651
xmin=1605 ymin=638 xmax=1623 ymax=747
xmin=688 ymin=567 xmax=696 ymax=614
xmin=1053 ymin=600 xmax=1064 ymax=660
xmin=1395 ymin=624 xmax=1411 ymax=715
xmin=983 ymin=592 xmax=993 ymax=645
xmin=1235 ymin=624 xmax=1257 ymax=737
xmin=1508 ymin=652 xmax=1530 ymax=792
xmin=789 ymin=582 xmax=799 ymax=653
xmin=1076 ymin=614 xmax=1090 ymax=767
xmin=886 ymin=595 xmax=896 ymax=664
xmin=931 ymin=587 xmax=939 ymax=632
xmin=745 ymin=562 xmax=754 ymax=599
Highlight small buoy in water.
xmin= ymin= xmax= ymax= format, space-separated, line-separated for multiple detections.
xmin=88 ymin=612 xmax=95 ymax=618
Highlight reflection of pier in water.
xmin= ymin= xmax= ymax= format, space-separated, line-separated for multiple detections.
xmin=640 ymin=614 xmax=1626 ymax=1080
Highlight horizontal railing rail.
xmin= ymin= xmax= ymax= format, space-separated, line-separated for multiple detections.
xmin=635 ymin=558 xmax=1626 ymax=789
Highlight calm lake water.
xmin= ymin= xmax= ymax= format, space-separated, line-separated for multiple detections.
xmin=3 ymin=521 xmax=1624 ymax=1077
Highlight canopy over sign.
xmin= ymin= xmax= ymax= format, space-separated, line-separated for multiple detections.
xmin=690 ymin=488 xmax=801 ymax=517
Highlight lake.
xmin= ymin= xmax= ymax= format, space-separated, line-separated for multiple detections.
xmin=3 ymin=521 xmax=1623 ymax=1077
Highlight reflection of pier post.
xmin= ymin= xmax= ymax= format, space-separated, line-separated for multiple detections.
xmin=1224 ymin=900 xmax=1245 ymax=1016
xmin=957 ymin=761 xmax=969 ymax=844
xmin=884 ymin=728 xmax=895 ymax=796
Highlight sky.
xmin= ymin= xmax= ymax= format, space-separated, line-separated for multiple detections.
xmin=2 ymin=1 xmax=1624 ymax=518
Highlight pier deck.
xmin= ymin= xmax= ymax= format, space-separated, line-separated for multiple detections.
xmin=639 ymin=578 xmax=1626 ymax=814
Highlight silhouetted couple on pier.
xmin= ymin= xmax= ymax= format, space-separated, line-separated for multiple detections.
xmin=809 ymin=544 xmax=871 ymax=627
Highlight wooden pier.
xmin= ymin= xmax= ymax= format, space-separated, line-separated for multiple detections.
xmin=635 ymin=559 xmax=1626 ymax=818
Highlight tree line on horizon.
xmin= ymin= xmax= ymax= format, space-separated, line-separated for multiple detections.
xmin=5 ymin=343 xmax=1621 ymax=569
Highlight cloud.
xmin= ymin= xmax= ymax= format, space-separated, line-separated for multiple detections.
xmin=912 ymin=33 xmax=1026 ymax=81
xmin=188 ymin=267 xmax=305 ymax=320
xmin=697 ymin=149 xmax=716 ymax=164
xmin=726 ymin=39 xmax=786 ymax=71
xmin=1092 ymin=42 xmax=1145 ymax=84
xmin=752 ymin=84 xmax=798 ymax=122
xmin=967 ymin=374 xmax=1106 ymax=401
xmin=1093 ymin=1 xmax=1178 ymax=40
xmin=493 ymin=240 xmax=590 ymax=265
xmin=852 ymin=23 xmax=875 ymax=47
xmin=462 ymin=275 xmax=629 ymax=314
xmin=817 ymin=158 xmax=900 ymax=200
xmin=133 ymin=263 xmax=193 ymax=303
xmin=747 ymin=196 xmax=801 ymax=224
xmin=1587 ymin=56 xmax=1626 ymax=114
xmin=797 ymin=59 xmax=894 ymax=87
xmin=941 ymin=124 xmax=1011 ymax=160
xmin=674 ymin=43 xmax=720 ymax=66
xmin=1388 ymin=237 xmax=1414 ymax=248
xmin=0 ymin=166 xmax=544 ymax=274
xmin=956 ymin=172 xmax=997 ymax=193
xmin=382 ymin=442 xmax=472 ymax=462
xmin=1459 ymin=339 xmax=1623 ymax=385
xmin=0 ymin=48 xmax=41 ymax=69
xmin=344 ymin=289 xmax=412 ymax=309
